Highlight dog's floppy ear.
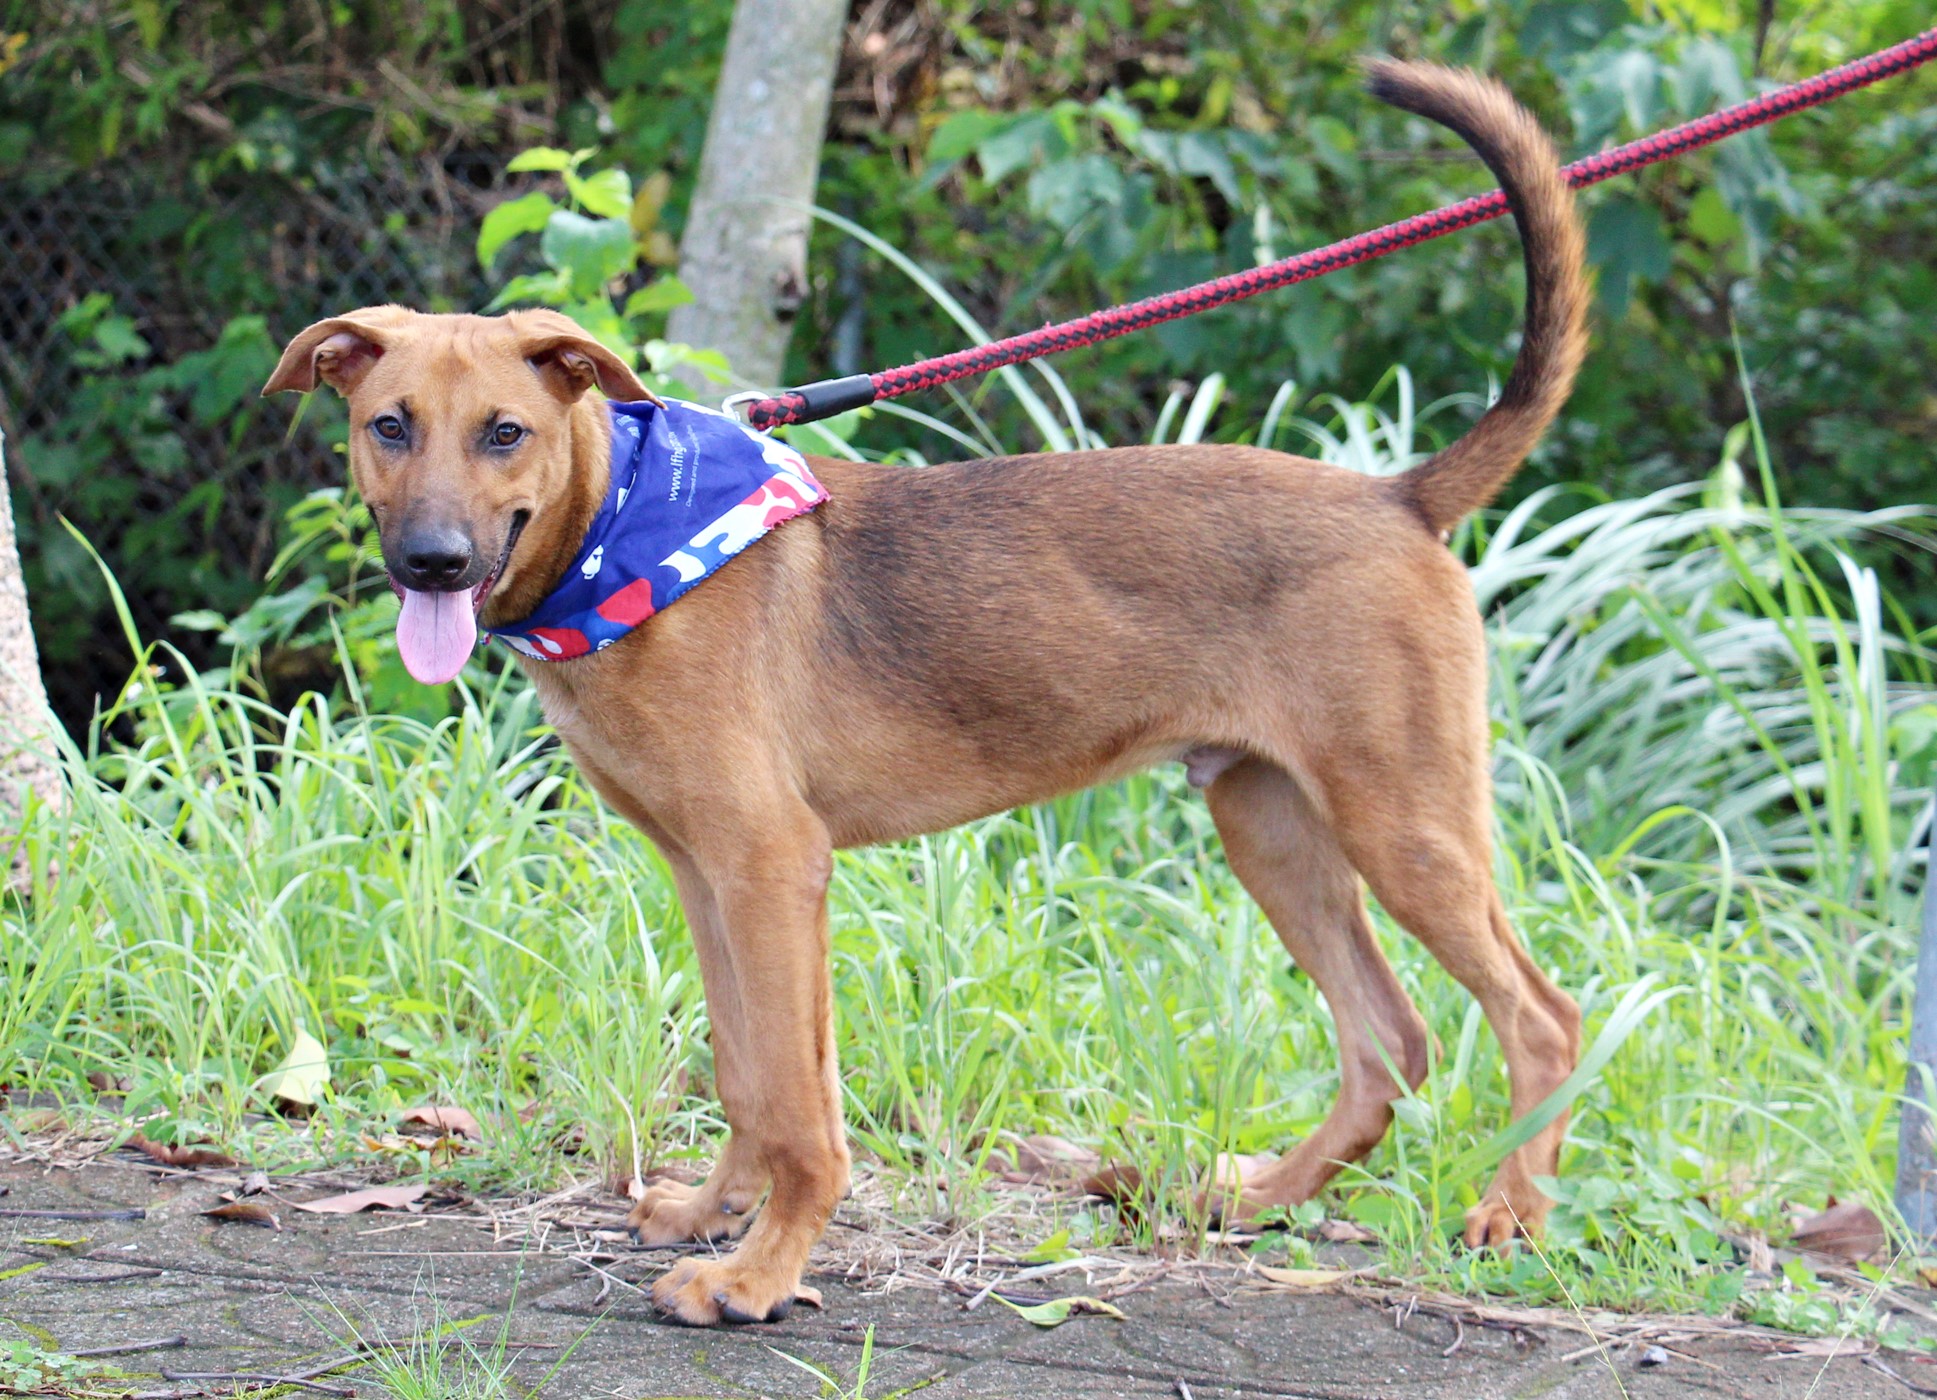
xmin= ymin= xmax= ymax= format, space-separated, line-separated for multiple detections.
xmin=262 ymin=309 xmax=404 ymax=396
xmin=511 ymin=309 xmax=661 ymax=405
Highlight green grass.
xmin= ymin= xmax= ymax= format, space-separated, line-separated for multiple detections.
xmin=324 ymin=1281 xmax=588 ymax=1400
xmin=2 ymin=376 xmax=1933 ymax=1331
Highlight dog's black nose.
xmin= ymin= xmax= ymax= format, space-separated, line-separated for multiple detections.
xmin=396 ymin=526 xmax=473 ymax=591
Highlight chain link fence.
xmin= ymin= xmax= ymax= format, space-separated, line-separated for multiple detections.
xmin=0 ymin=153 xmax=511 ymax=719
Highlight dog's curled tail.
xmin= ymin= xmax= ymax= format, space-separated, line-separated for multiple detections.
xmin=1367 ymin=60 xmax=1589 ymax=534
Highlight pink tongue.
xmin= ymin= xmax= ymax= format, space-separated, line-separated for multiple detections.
xmin=396 ymin=588 xmax=478 ymax=685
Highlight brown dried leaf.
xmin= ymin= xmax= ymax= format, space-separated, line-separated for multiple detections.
xmin=984 ymin=1133 xmax=1098 ymax=1184
xmin=401 ymin=1105 xmax=483 ymax=1141
xmin=1012 ymin=1134 xmax=1098 ymax=1179
xmin=240 ymin=1171 xmax=270 ymax=1197
xmin=292 ymin=1184 xmax=428 ymax=1215
xmin=1080 ymin=1162 xmax=1145 ymax=1206
xmin=1790 ymin=1200 xmax=1887 ymax=1263
xmin=1207 ymin=1152 xmax=1275 ymax=1195
xmin=1319 ymin=1218 xmax=1378 ymax=1244
xmin=127 ymin=1133 xmax=238 ymax=1169
xmin=11 ymin=1107 xmax=63 ymax=1134
xmin=86 ymin=1071 xmax=131 ymax=1094
xmin=203 ymin=1200 xmax=280 ymax=1230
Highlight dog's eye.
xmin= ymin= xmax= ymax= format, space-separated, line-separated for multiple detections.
xmin=490 ymin=422 xmax=525 ymax=448
xmin=371 ymin=415 xmax=405 ymax=443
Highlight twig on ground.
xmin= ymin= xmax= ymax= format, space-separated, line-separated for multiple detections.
xmin=1442 ymin=1316 xmax=1465 ymax=1358
xmin=160 ymin=1370 xmax=354 ymax=1396
xmin=67 ymin=1335 xmax=186 ymax=1357
xmin=0 ymin=1206 xmax=146 ymax=1221
xmin=575 ymin=1253 xmax=651 ymax=1301
xmin=1558 ymin=1335 xmax=1624 ymax=1365
xmin=1174 ymin=1382 xmax=1194 ymax=1400
xmin=946 ymin=1278 xmax=1056 ymax=1309
xmin=1869 ymin=1356 xmax=1937 ymax=1397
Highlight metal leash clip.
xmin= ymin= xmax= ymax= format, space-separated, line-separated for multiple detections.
xmin=721 ymin=390 xmax=766 ymax=426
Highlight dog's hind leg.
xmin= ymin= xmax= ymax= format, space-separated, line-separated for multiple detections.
xmin=626 ymin=851 xmax=771 ymax=1246
xmin=1201 ymin=757 xmax=1431 ymax=1221
xmin=1322 ymin=752 xmax=1582 ymax=1247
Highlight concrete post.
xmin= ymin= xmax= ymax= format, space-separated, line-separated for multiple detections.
xmin=1896 ymin=788 xmax=1937 ymax=1239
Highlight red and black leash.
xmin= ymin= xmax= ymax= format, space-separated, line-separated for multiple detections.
xmin=737 ymin=27 xmax=1937 ymax=432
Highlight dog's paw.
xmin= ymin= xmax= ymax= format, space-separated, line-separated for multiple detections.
xmin=1200 ymin=1189 xmax=1284 ymax=1229
xmin=627 ymin=1178 xmax=755 ymax=1248
xmin=1462 ymin=1193 xmax=1538 ymax=1250
xmin=1197 ymin=1152 xmax=1304 ymax=1228
xmin=651 ymin=1256 xmax=797 ymax=1327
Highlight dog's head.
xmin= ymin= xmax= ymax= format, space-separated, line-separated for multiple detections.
xmin=263 ymin=306 xmax=654 ymax=682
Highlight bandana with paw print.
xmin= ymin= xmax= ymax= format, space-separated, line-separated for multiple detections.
xmin=487 ymin=398 xmax=828 ymax=662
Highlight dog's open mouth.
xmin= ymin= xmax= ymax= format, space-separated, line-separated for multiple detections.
xmin=391 ymin=512 xmax=528 ymax=685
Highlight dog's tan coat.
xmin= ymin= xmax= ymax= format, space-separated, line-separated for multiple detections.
xmin=266 ymin=61 xmax=1589 ymax=1325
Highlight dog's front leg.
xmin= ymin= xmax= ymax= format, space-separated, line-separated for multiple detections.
xmin=650 ymin=808 xmax=849 ymax=1326
xmin=627 ymin=851 xmax=771 ymax=1245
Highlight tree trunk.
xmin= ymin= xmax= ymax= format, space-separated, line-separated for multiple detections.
xmin=664 ymin=0 xmax=849 ymax=394
xmin=0 ymin=430 xmax=65 ymax=890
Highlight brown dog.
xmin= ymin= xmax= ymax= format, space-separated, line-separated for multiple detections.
xmin=264 ymin=60 xmax=1588 ymax=1325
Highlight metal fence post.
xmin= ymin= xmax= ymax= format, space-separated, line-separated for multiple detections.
xmin=1897 ymin=786 xmax=1937 ymax=1241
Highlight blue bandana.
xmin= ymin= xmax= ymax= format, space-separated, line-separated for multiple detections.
xmin=488 ymin=399 xmax=828 ymax=662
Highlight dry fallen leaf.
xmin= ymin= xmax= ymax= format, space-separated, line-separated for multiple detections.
xmin=203 ymin=1200 xmax=280 ymax=1230
xmin=1079 ymin=1162 xmax=1145 ymax=1207
xmin=292 ymin=1184 xmax=427 ymax=1215
xmin=1253 ymin=1265 xmax=1352 ymax=1288
xmin=1319 ymin=1218 xmax=1378 ymax=1244
xmin=986 ymin=1133 xmax=1101 ymax=1185
xmin=1207 ymin=1152 xmax=1276 ymax=1195
xmin=264 ymin=1028 xmax=330 ymax=1112
xmin=85 ymin=1071 xmax=131 ymax=1094
xmin=240 ymin=1171 xmax=270 ymax=1197
xmin=1779 ymin=1336 xmax=1874 ymax=1359
xmin=127 ymin=1133 xmax=238 ymax=1169
xmin=1790 ymin=1200 xmax=1887 ymax=1263
xmin=401 ymin=1105 xmax=483 ymax=1141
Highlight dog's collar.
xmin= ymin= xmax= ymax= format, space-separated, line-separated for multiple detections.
xmin=486 ymin=398 xmax=828 ymax=661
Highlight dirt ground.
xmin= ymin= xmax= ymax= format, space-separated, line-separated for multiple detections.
xmin=2 ymin=1153 xmax=1931 ymax=1400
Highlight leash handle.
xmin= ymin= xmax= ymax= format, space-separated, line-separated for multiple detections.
xmin=735 ymin=26 xmax=1937 ymax=432
xmin=726 ymin=375 xmax=873 ymax=428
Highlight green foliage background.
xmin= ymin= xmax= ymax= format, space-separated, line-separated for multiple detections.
xmin=1 ymin=0 xmax=1933 ymax=723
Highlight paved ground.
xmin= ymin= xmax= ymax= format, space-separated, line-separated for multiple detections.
xmin=0 ymin=1158 xmax=1927 ymax=1399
